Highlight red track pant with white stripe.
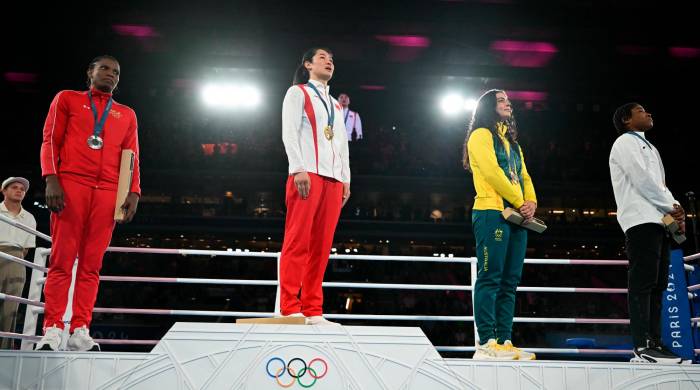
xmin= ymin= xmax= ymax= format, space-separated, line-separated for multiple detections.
xmin=279 ymin=173 xmax=343 ymax=316
xmin=43 ymin=178 xmax=116 ymax=333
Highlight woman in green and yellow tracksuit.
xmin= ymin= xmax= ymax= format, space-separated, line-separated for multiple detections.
xmin=464 ymin=89 xmax=537 ymax=360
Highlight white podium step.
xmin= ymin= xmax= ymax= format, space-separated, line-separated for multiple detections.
xmin=1 ymin=322 xmax=700 ymax=389
xmin=446 ymin=359 xmax=700 ymax=390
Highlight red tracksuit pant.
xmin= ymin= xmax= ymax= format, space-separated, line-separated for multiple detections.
xmin=43 ymin=178 xmax=116 ymax=332
xmin=280 ymin=173 xmax=343 ymax=316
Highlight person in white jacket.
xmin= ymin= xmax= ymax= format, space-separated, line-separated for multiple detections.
xmin=279 ymin=47 xmax=351 ymax=325
xmin=338 ymin=93 xmax=362 ymax=141
xmin=609 ymin=102 xmax=686 ymax=363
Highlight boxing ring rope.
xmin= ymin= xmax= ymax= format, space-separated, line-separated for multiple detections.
xmin=31 ymin=275 xmax=627 ymax=293
xmin=1 ymin=217 xmax=698 ymax=356
xmin=0 ymin=214 xmax=52 ymax=243
xmin=686 ymin=253 xmax=700 ymax=262
xmin=0 ymin=293 xmax=631 ymax=324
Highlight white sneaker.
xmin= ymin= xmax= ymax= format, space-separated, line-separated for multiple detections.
xmin=280 ymin=312 xmax=305 ymax=318
xmin=305 ymin=316 xmax=341 ymax=326
xmin=67 ymin=326 xmax=100 ymax=351
xmin=502 ymin=340 xmax=536 ymax=360
xmin=472 ymin=339 xmax=518 ymax=360
xmin=35 ymin=326 xmax=63 ymax=351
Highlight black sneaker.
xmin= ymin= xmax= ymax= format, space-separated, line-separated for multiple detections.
xmin=631 ymin=340 xmax=681 ymax=364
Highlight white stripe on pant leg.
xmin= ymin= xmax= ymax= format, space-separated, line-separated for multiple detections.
xmin=60 ymin=258 xmax=78 ymax=349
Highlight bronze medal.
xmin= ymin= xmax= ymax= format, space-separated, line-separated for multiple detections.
xmin=510 ymin=169 xmax=519 ymax=184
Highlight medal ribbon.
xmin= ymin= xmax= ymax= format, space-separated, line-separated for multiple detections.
xmin=626 ymin=131 xmax=653 ymax=149
xmin=88 ymin=90 xmax=113 ymax=140
xmin=306 ymin=82 xmax=334 ymax=129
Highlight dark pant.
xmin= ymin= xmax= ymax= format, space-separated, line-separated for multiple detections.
xmin=472 ymin=210 xmax=528 ymax=343
xmin=0 ymin=246 xmax=26 ymax=349
xmin=625 ymin=223 xmax=670 ymax=348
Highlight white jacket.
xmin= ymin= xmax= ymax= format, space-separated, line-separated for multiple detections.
xmin=609 ymin=131 xmax=678 ymax=232
xmin=282 ymin=79 xmax=350 ymax=183
xmin=343 ymin=108 xmax=362 ymax=140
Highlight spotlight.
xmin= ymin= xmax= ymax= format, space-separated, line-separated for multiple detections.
xmin=464 ymin=99 xmax=478 ymax=111
xmin=440 ymin=94 xmax=478 ymax=116
xmin=440 ymin=94 xmax=464 ymax=115
xmin=201 ymin=83 xmax=261 ymax=109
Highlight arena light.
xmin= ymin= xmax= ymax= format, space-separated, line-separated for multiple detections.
xmin=201 ymin=83 xmax=261 ymax=109
xmin=440 ymin=94 xmax=478 ymax=116
xmin=464 ymin=98 xmax=478 ymax=111
xmin=440 ymin=94 xmax=465 ymax=115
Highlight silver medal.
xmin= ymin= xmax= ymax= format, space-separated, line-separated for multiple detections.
xmin=87 ymin=135 xmax=104 ymax=150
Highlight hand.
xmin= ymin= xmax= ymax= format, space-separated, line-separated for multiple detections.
xmin=670 ymin=204 xmax=685 ymax=223
xmin=294 ymin=172 xmax=311 ymax=199
xmin=45 ymin=175 xmax=65 ymax=212
xmin=342 ymin=183 xmax=351 ymax=207
xmin=519 ymin=201 xmax=537 ymax=221
xmin=118 ymin=193 xmax=140 ymax=224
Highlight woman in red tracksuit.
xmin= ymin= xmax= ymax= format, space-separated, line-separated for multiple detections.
xmin=36 ymin=55 xmax=141 ymax=351
xmin=279 ymin=47 xmax=351 ymax=325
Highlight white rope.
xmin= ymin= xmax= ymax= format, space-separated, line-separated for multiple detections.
xmin=0 ymin=214 xmax=635 ymax=268
xmin=685 ymin=253 xmax=700 ymax=262
xmin=0 ymin=251 xmax=48 ymax=272
xmin=24 ymin=304 xmax=628 ymax=324
xmin=0 ymin=214 xmax=52 ymax=243
xmin=106 ymin=246 xmax=281 ymax=258
xmin=0 ymin=214 xmax=659 ymax=269
xmin=0 ymin=293 xmax=44 ymax=307
xmin=99 ymin=276 xmax=278 ymax=286
xmin=529 ymin=259 xmax=627 ymax=265
xmin=0 ymin=331 xmax=634 ymax=353
xmin=103 ymin=246 xmax=632 ymax=266
xmin=0 ymin=332 xmax=636 ymax=353
xmin=30 ymin=275 xmax=630 ymax=294
xmin=331 ymin=255 xmax=470 ymax=263
xmin=105 ymin=246 xmax=473 ymax=263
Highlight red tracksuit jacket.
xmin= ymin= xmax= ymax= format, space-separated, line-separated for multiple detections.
xmin=40 ymin=88 xmax=141 ymax=194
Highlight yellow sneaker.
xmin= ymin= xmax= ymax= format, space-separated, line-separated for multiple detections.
xmin=502 ymin=340 xmax=536 ymax=360
xmin=473 ymin=339 xmax=518 ymax=360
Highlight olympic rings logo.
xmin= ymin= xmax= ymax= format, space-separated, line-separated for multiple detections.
xmin=265 ymin=357 xmax=329 ymax=388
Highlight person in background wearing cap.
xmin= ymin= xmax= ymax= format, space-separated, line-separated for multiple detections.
xmin=0 ymin=177 xmax=36 ymax=349
xmin=35 ymin=55 xmax=141 ymax=351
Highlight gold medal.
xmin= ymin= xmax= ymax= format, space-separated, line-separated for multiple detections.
xmin=324 ymin=125 xmax=334 ymax=140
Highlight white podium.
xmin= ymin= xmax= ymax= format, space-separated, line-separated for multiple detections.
xmin=2 ymin=323 xmax=700 ymax=389
xmin=1 ymin=323 xmax=463 ymax=389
